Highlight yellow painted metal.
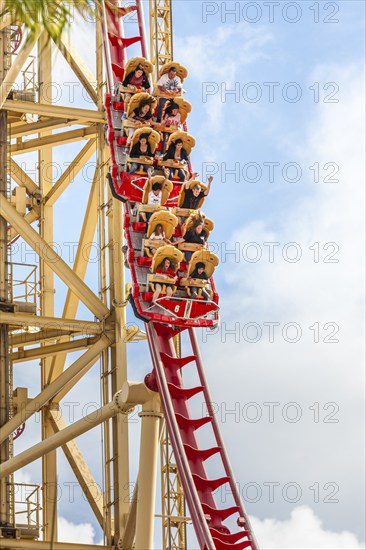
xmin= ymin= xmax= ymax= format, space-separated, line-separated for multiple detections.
xmin=10 ymin=335 xmax=100 ymax=363
xmin=108 ymin=183 xmax=131 ymax=539
xmin=0 ymin=2 xmax=183 ymax=548
xmin=0 ymin=311 xmax=103 ymax=334
xmin=55 ymin=38 xmax=98 ymax=105
xmin=3 ymin=99 xmax=105 ymax=123
xmin=0 ymin=195 xmax=109 ymax=320
xmin=0 ymin=335 xmax=113 ymax=445
xmin=46 ymin=165 xmax=100 ymax=383
xmin=10 ymin=126 xmax=98 ymax=155
xmin=44 ymin=138 xmax=96 ymax=206
xmin=149 ymin=0 xmax=173 ymax=81
xmin=0 ymin=22 xmax=10 ymax=527
xmin=135 ymin=396 xmax=163 ymax=550
xmin=9 ymin=117 xmax=83 ymax=138
xmin=9 ymin=159 xmax=39 ymax=194
xmin=9 ymin=329 xmax=75 ymax=348
xmin=8 ymin=208 xmax=40 ymax=243
xmin=160 ymin=333 xmax=188 ymax=550
xmin=1 ymin=541 xmax=113 ymax=550
xmin=0 ymin=31 xmax=41 ymax=109
xmin=48 ymin=411 xmax=105 ymax=528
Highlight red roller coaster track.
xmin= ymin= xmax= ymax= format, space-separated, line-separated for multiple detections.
xmin=101 ymin=2 xmax=259 ymax=548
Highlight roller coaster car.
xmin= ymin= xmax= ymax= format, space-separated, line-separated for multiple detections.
xmin=154 ymin=97 xmax=192 ymax=133
xmin=180 ymin=250 xmax=219 ymax=299
xmin=127 ymin=127 xmax=160 ymax=174
xmin=147 ymin=245 xmax=183 ymax=296
xmin=173 ymin=179 xmax=208 ymax=219
xmin=139 ymin=177 xmax=173 ymax=220
xmin=153 ymin=61 xmax=188 ymax=97
xmin=158 ymin=131 xmax=196 ymax=181
xmin=177 ymin=214 xmax=214 ymax=253
xmin=123 ymin=92 xmax=157 ymax=130
xmin=119 ymin=57 xmax=153 ymax=94
xmin=143 ymin=211 xmax=178 ymax=257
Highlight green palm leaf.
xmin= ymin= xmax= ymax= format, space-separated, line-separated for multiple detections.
xmin=0 ymin=0 xmax=105 ymax=43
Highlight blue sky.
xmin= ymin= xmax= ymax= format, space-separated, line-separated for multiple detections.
xmin=10 ymin=1 xmax=365 ymax=548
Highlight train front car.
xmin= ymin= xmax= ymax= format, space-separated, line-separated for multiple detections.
xmin=105 ymin=59 xmax=220 ymax=328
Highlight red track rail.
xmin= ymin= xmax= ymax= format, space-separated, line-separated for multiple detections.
xmin=146 ymin=323 xmax=259 ymax=550
xmin=100 ymin=3 xmax=259 ymax=548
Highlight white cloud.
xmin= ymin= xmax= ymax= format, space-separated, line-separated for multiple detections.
xmin=175 ymin=24 xmax=273 ymax=142
xmin=251 ymin=506 xmax=365 ymax=550
xmin=223 ymin=61 xmax=365 ymax=323
xmin=58 ymin=516 xmax=95 ymax=544
xmin=198 ymin=60 xmax=365 ymax=539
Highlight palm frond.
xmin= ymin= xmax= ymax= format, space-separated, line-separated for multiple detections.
xmin=1 ymin=0 xmax=105 ymax=44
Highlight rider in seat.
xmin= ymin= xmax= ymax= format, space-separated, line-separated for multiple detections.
xmin=148 ymin=245 xmax=184 ymax=303
xmin=176 ymin=213 xmax=214 ymax=262
xmin=128 ymin=127 xmax=160 ymax=174
xmin=160 ymin=97 xmax=191 ymax=154
xmin=125 ymin=93 xmax=157 ymax=146
xmin=161 ymin=131 xmax=196 ymax=182
xmin=121 ymin=57 xmax=153 ymax=114
xmin=174 ymin=174 xmax=213 ymax=224
xmin=144 ymin=211 xmax=179 ymax=256
xmin=180 ymin=250 xmax=219 ymax=301
xmin=140 ymin=168 xmax=173 ymax=220
xmin=154 ymin=62 xmax=187 ymax=121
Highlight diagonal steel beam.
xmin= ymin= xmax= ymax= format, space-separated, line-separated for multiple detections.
xmin=0 ymin=194 xmax=109 ymax=320
xmin=10 ymin=126 xmax=97 ymax=155
xmin=48 ymin=164 xmax=102 ymax=382
xmin=9 ymin=328 xmax=75 ymax=348
xmin=45 ymin=138 xmax=96 ymax=206
xmin=8 ymin=208 xmax=40 ymax=243
xmin=0 ymin=398 xmax=119 ymax=478
xmin=48 ymin=411 xmax=105 ymax=528
xmin=0 ymin=335 xmax=113 ymax=444
xmin=3 ymin=99 xmax=105 ymax=124
xmin=11 ymin=335 xmax=99 ymax=363
xmin=0 ymin=311 xmax=103 ymax=334
xmin=9 ymin=117 xmax=85 ymax=138
xmin=0 ymin=540 xmax=113 ymax=550
xmin=0 ymin=31 xmax=41 ymax=109
xmin=9 ymin=158 xmax=39 ymax=194
xmin=56 ymin=38 xmax=98 ymax=105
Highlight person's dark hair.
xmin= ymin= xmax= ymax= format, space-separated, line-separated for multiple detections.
xmin=196 ymin=262 xmax=205 ymax=270
xmin=152 ymin=182 xmax=162 ymax=191
xmin=164 ymin=100 xmax=179 ymax=118
xmin=138 ymin=97 xmax=154 ymax=113
xmin=158 ymin=256 xmax=176 ymax=271
xmin=139 ymin=133 xmax=150 ymax=141
xmin=169 ymin=67 xmax=177 ymax=72
xmin=193 ymin=183 xmax=201 ymax=191
xmin=154 ymin=223 xmax=163 ymax=234
xmin=174 ymin=138 xmax=183 ymax=146
xmin=192 ymin=217 xmax=204 ymax=228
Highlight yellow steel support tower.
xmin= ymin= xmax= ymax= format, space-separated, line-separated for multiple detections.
xmin=149 ymin=0 xmax=173 ymax=81
xmin=0 ymin=2 xmax=189 ymax=548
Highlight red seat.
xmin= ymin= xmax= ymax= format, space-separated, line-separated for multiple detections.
xmin=112 ymin=101 xmax=124 ymax=111
xmin=137 ymin=256 xmax=152 ymax=267
xmin=116 ymin=135 xmax=127 ymax=146
xmin=131 ymin=221 xmax=146 ymax=232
